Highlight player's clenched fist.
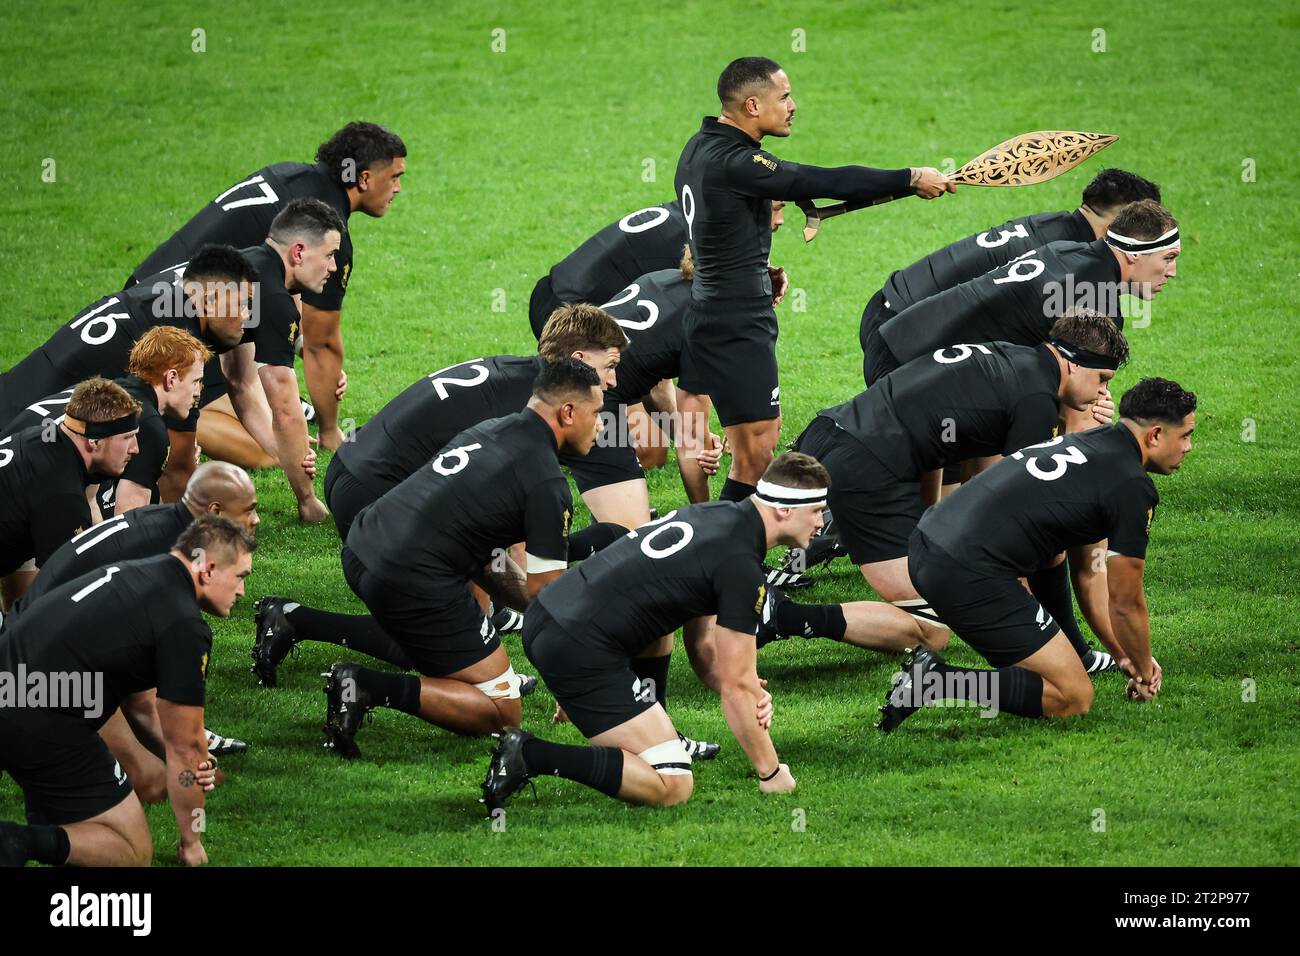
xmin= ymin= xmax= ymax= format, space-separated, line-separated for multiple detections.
xmin=910 ymin=167 xmax=957 ymax=199
xmin=177 ymin=840 xmax=208 ymax=866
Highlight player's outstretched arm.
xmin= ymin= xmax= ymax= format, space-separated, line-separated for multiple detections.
xmin=156 ymin=697 xmax=211 ymax=865
xmin=715 ymin=625 xmax=794 ymax=792
xmin=1106 ymin=555 xmax=1158 ymax=698
xmin=727 ymin=149 xmax=908 ymax=204
xmin=1066 ymin=542 xmax=1124 ymax=659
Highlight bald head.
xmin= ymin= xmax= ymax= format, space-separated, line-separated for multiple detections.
xmin=182 ymin=461 xmax=260 ymax=534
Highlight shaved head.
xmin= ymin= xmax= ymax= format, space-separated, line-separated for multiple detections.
xmin=182 ymin=461 xmax=260 ymax=534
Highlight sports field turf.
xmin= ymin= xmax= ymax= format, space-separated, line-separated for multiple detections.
xmin=1 ymin=0 xmax=1297 ymax=866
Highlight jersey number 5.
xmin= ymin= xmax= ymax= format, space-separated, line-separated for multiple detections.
xmin=933 ymin=343 xmax=992 ymax=364
xmin=1011 ymin=436 xmax=1089 ymax=481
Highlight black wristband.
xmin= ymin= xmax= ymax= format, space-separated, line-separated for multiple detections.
xmin=759 ymin=764 xmax=782 ymax=782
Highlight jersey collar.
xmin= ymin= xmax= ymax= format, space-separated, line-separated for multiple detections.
xmin=245 ymin=243 xmax=288 ymax=294
xmin=1089 ymin=239 xmax=1123 ymax=282
xmin=54 ymin=427 xmax=92 ymax=483
xmin=1067 ymin=208 xmax=1096 ymax=242
xmin=119 ymin=375 xmax=159 ymax=413
xmin=520 ymin=405 xmax=560 ymax=450
xmin=314 ymin=162 xmax=353 ymax=221
xmin=739 ymin=498 xmax=768 ymax=556
xmin=702 ymin=116 xmax=761 ymax=148
xmin=1114 ymin=421 xmax=1144 ymax=460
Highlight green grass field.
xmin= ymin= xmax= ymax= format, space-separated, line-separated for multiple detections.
xmin=2 ymin=0 xmax=1297 ymax=866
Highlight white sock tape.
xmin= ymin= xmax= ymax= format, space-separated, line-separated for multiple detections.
xmin=893 ymin=598 xmax=947 ymax=630
xmin=638 ymin=738 xmax=692 ymax=776
xmin=474 ymin=666 xmax=523 ymax=700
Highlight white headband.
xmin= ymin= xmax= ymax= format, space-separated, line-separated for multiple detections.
xmin=1106 ymin=225 xmax=1180 ymax=256
xmin=754 ymin=479 xmax=828 ymax=509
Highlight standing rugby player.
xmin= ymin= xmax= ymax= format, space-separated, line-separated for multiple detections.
xmin=674 ymin=57 xmax=952 ymax=502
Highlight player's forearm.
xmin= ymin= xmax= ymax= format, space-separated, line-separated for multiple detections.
xmin=773 ymin=163 xmax=910 ymax=202
xmin=303 ymin=337 xmax=343 ymax=431
xmin=673 ymin=389 xmax=713 ymax=503
xmin=113 ymin=479 xmax=152 ymax=515
xmin=122 ymin=695 xmax=167 ymax=762
xmin=225 ymin=376 xmax=279 ymax=459
xmin=677 ymin=453 xmax=711 ymax=504
xmin=1110 ymin=600 xmax=1154 ymax=678
xmin=683 ymin=618 xmax=720 ymax=691
xmin=720 ymin=680 xmax=778 ymax=772
xmin=270 ymin=405 xmax=314 ymax=502
xmin=1072 ymin=567 xmax=1123 ymax=659
xmin=164 ymin=744 xmax=207 ymax=848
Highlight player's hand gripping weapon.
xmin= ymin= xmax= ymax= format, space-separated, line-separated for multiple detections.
xmin=796 ymin=130 xmax=1118 ymax=242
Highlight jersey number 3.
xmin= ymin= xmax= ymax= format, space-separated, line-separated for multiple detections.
xmin=1011 ymin=436 xmax=1089 ymax=481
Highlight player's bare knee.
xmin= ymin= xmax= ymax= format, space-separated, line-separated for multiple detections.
xmin=135 ymin=772 xmax=166 ymax=806
xmin=477 ymin=665 xmax=525 ymax=731
xmin=491 ymin=697 xmax=522 ymax=730
xmin=637 ymin=444 xmax=668 ymax=470
xmin=918 ymin=625 xmax=949 ymax=652
xmin=1047 ymin=678 xmax=1093 ymax=717
xmin=659 ymin=773 xmax=694 ymax=807
xmin=125 ymin=824 xmax=153 ymax=867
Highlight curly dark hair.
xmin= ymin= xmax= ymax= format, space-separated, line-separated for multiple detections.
xmin=1119 ymin=377 xmax=1197 ymax=425
xmin=315 ymin=122 xmax=407 ymax=189
xmin=1082 ymin=168 xmax=1162 ymax=213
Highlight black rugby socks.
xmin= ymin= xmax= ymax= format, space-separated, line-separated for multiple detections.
xmin=776 ymin=601 xmax=847 ymax=641
xmin=353 ymin=667 xmax=421 ymax=715
xmin=924 ymin=660 xmax=1046 ymax=718
xmin=1 ymin=822 xmax=71 ymax=866
xmin=522 ymin=738 xmax=625 ymax=797
xmin=284 ymin=605 xmax=415 ymax=669
xmin=1027 ymin=563 xmax=1091 ymax=660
